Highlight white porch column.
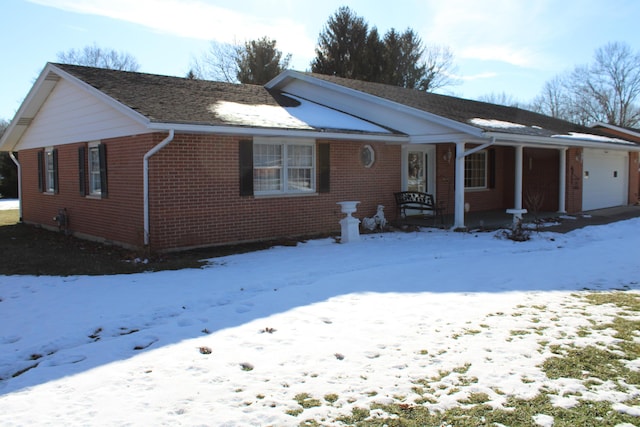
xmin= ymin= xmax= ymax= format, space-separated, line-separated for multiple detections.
xmin=558 ymin=147 xmax=567 ymax=213
xmin=453 ymin=142 xmax=466 ymax=229
xmin=514 ymin=145 xmax=524 ymax=211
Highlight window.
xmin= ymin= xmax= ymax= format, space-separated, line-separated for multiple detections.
xmin=88 ymin=143 xmax=102 ymax=195
xmin=79 ymin=142 xmax=108 ymax=198
xmin=38 ymin=147 xmax=58 ymax=193
xmin=465 ymin=151 xmax=487 ymax=189
xmin=253 ymin=139 xmax=315 ymax=195
xmin=44 ymin=147 xmax=56 ymax=193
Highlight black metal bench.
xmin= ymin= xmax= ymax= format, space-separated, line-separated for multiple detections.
xmin=394 ymin=191 xmax=441 ymax=220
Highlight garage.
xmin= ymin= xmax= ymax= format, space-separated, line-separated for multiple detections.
xmin=582 ymin=149 xmax=628 ymax=211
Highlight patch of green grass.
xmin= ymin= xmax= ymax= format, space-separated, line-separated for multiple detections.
xmin=294 ymin=393 xmax=322 ymax=409
xmin=347 ymin=394 xmax=638 ymax=427
xmin=324 ymin=393 xmax=338 ymax=404
xmin=584 ymin=291 xmax=640 ymax=311
xmin=336 ymin=407 xmax=370 ymax=424
xmin=458 ymin=392 xmax=490 ymax=405
xmin=286 ymin=408 xmax=303 ymax=417
xmin=0 ymin=209 xmax=18 ymax=226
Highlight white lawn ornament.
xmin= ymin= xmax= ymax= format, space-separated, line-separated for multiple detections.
xmin=362 ymin=205 xmax=387 ymax=231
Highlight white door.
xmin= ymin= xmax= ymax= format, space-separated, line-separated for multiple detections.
xmin=582 ymin=149 xmax=628 ymax=211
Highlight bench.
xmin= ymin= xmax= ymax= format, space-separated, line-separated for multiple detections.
xmin=394 ymin=191 xmax=441 ymax=220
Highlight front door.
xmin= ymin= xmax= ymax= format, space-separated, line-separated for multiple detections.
xmin=402 ymin=146 xmax=435 ymax=194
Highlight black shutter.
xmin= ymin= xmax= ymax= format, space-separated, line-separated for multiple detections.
xmin=78 ymin=146 xmax=86 ymax=196
xmin=98 ymin=143 xmax=108 ymax=198
xmin=487 ymin=148 xmax=496 ymax=189
xmin=52 ymin=149 xmax=59 ymax=194
xmin=37 ymin=150 xmax=44 ymax=192
xmin=239 ymin=140 xmax=254 ymax=196
xmin=318 ymin=143 xmax=330 ymax=193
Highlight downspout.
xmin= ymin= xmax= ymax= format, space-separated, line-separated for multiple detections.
xmin=143 ymin=129 xmax=174 ymax=246
xmin=9 ymin=152 xmax=21 ymax=221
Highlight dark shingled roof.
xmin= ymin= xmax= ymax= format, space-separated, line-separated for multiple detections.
xmin=54 ymin=63 xmax=624 ymax=142
xmin=54 ymin=63 xmax=302 ymax=127
xmin=307 ymin=73 xmax=618 ymax=140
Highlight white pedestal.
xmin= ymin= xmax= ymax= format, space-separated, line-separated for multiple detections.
xmin=340 ymin=216 xmax=361 ymax=243
xmin=506 ymin=208 xmax=528 ymax=224
xmin=337 ymin=201 xmax=360 ymax=243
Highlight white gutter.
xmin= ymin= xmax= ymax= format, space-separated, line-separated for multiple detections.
xmin=9 ymin=152 xmax=21 ymax=221
xmin=146 ymin=122 xmax=407 ymax=143
xmin=143 ymin=129 xmax=174 ymax=246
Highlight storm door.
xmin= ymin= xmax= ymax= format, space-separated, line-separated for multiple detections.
xmin=402 ymin=146 xmax=435 ymax=194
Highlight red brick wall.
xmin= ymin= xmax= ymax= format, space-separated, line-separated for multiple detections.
xmin=146 ymin=134 xmax=401 ymax=250
xmin=20 ymin=133 xmax=158 ymax=248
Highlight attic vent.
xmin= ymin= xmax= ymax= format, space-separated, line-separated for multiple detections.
xmin=17 ymin=118 xmax=32 ymax=126
xmin=44 ymin=72 xmax=60 ymax=82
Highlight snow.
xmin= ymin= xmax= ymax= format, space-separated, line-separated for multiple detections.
xmin=469 ymin=118 xmax=527 ymax=129
xmin=1 ymin=198 xmax=640 ymax=425
xmin=211 ymin=95 xmax=392 ymax=134
xmin=552 ymin=132 xmax=636 ymax=145
xmin=0 ymin=199 xmax=18 ymax=210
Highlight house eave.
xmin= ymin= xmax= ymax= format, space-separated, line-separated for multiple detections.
xmin=268 ymin=70 xmax=486 ymax=140
xmin=484 ymin=131 xmax=640 ymax=151
xmin=147 ymin=122 xmax=409 ymax=142
xmin=0 ymin=63 xmax=151 ymax=152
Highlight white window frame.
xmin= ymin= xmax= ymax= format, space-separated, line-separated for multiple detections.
xmin=88 ymin=141 xmax=102 ymax=196
xmin=465 ymin=150 xmax=487 ymax=190
xmin=253 ymin=137 xmax=316 ymax=196
xmin=44 ymin=147 xmax=55 ymax=193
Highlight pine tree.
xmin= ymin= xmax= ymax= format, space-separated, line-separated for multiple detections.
xmin=236 ymin=37 xmax=291 ymax=85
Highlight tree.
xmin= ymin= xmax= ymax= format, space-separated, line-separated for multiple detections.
xmin=0 ymin=119 xmax=18 ymax=198
xmin=311 ymin=6 xmax=370 ymax=80
xmin=191 ymin=37 xmax=291 ymax=84
xmin=478 ymin=92 xmax=522 ymax=108
xmin=531 ymin=42 xmax=640 ymax=127
xmin=190 ymin=40 xmax=241 ymax=83
xmin=57 ymin=43 xmax=140 ymax=71
xmin=311 ymin=7 xmax=458 ymax=92
xmin=236 ymin=37 xmax=291 ymax=85
xmin=382 ymin=28 xmax=426 ymax=89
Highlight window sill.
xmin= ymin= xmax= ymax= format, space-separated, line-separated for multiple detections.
xmin=254 ymin=192 xmax=318 ymax=199
xmin=464 ymin=187 xmax=489 ymax=193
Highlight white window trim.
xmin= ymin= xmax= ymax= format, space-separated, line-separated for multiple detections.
xmin=253 ymin=137 xmax=316 ymax=196
xmin=88 ymin=141 xmax=102 ymax=197
xmin=465 ymin=150 xmax=488 ymax=190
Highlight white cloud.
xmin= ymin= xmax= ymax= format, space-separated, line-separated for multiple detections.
xmin=455 ymin=71 xmax=498 ymax=81
xmin=28 ymin=0 xmax=316 ymax=67
xmin=420 ymin=0 xmax=553 ymax=68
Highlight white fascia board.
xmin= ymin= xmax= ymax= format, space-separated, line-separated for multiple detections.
xmin=0 ymin=64 xmax=60 ymax=151
xmin=268 ymin=71 xmax=485 ymax=139
xmin=484 ymin=131 xmax=640 ymax=151
xmin=147 ymin=122 xmax=409 ymax=143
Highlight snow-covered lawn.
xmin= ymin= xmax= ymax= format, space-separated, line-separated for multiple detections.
xmin=0 ymin=204 xmax=639 ymax=425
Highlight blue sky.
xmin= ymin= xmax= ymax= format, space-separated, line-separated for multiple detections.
xmin=2 ymin=0 xmax=639 ymax=121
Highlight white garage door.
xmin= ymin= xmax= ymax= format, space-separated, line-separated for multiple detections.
xmin=582 ymin=149 xmax=628 ymax=211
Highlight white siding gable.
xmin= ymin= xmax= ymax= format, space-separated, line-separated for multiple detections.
xmin=19 ymin=79 xmax=149 ymax=150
